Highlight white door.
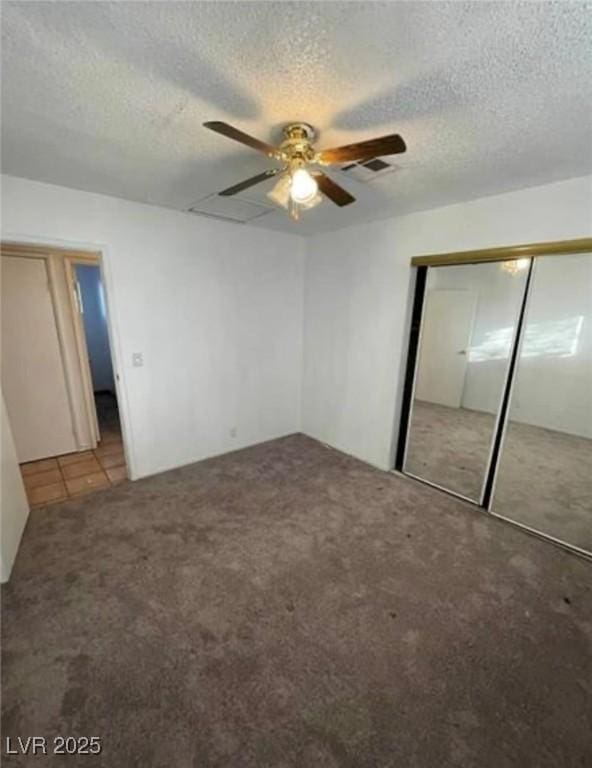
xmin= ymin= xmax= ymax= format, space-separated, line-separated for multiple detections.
xmin=415 ymin=289 xmax=476 ymax=408
xmin=1 ymin=255 xmax=77 ymax=462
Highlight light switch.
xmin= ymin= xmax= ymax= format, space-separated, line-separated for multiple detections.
xmin=132 ymin=352 xmax=144 ymax=367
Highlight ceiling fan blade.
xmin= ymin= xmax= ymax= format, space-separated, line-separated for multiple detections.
xmin=204 ymin=121 xmax=279 ymax=158
xmin=218 ymin=168 xmax=281 ymax=196
xmin=313 ymin=172 xmax=355 ymax=207
xmin=318 ymin=133 xmax=406 ymax=165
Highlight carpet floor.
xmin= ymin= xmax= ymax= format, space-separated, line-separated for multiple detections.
xmin=405 ymin=400 xmax=497 ymax=500
xmin=405 ymin=400 xmax=592 ymax=552
xmin=2 ymin=434 xmax=591 ymax=767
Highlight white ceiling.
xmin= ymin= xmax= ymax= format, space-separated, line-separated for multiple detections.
xmin=2 ymin=1 xmax=591 ymax=235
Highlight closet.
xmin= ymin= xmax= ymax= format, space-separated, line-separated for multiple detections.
xmin=396 ymin=239 xmax=592 ymax=557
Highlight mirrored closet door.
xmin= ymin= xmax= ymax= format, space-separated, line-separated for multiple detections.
xmin=492 ymin=253 xmax=592 ymax=553
xmin=397 ymin=239 xmax=592 ymax=558
xmin=403 ymin=260 xmax=529 ymax=502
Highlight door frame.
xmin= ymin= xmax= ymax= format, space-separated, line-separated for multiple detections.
xmin=1 ymin=244 xmax=99 ymax=453
xmin=1 ymin=241 xmax=132 ymax=474
xmin=62 ymin=252 xmax=102 ymax=444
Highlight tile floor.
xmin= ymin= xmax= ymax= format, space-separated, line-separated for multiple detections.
xmin=19 ymin=392 xmax=127 ymax=507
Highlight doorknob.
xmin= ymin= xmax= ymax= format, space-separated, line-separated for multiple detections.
xmin=457 ymin=350 xmax=467 ymax=355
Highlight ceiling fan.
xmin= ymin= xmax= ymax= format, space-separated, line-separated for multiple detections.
xmin=203 ymin=121 xmax=407 ymax=220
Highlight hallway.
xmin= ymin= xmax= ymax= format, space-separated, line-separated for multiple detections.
xmin=19 ymin=393 xmax=127 ymax=507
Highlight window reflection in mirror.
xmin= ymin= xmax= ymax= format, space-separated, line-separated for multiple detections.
xmin=492 ymin=253 xmax=592 ymax=552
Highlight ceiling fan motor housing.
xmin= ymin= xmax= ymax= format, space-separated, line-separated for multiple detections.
xmin=280 ymin=123 xmax=317 ymax=166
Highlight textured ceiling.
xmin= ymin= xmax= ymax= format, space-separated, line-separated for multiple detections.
xmin=2 ymin=1 xmax=591 ymax=235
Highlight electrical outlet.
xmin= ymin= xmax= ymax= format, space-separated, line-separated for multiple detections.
xmin=230 ymin=427 xmax=237 ymax=438
xmin=132 ymin=352 xmax=144 ymax=367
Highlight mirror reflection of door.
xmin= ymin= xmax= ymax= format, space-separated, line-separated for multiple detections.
xmin=415 ymin=290 xmax=476 ymax=408
xmin=404 ymin=261 xmax=529 ymax=501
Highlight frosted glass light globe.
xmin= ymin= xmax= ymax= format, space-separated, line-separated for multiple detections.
xmin=290 ymin=169 xmax=318 ymax=204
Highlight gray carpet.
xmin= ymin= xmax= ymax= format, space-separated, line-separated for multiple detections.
xmin=405 ymin=400 xmax=592 ymax=552
xmin=2 ymin=434 xmax=591 ymax=767
xmin=405 ymin=400 xmax=496 ymax=500
xmin=495 ymin=418 xmax=592 ymax=552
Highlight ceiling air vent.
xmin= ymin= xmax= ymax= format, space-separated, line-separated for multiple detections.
xmin=188 ymin=194 xmax=272 ymax=224
xmin=340 ymin=158 xmax=399 ymax=183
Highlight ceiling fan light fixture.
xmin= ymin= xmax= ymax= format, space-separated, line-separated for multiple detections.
xmin=203 ymin=120 xmax=406 ymax=219
xmin=267 ymin=174 xmax=291 ymax=209
xmin=267 ymin=173 xmax=322 ymax=216
xmin=301 ymin=190 xmax=323 ymax=209
xmin=501 ymin=258 xmax=530 ymax=275
xmin=290 ymin=168 xmax=318 ymax=204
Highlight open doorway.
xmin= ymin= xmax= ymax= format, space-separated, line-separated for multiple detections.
xmin=1 ymin=244 xmax=128 ymax=506
xmin=74 ymin=262 xmax=122 ymax=439
xmin=72 ymin=260 xmax=127 ymax=485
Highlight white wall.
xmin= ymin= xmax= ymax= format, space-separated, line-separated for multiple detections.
xmin=1 ymin=393 xmax=30 ymax=582
xmin=2 ymin=173 xmax=590 ymax=483
xmin=510 ymin=253 xmax=592 ymax=438
xmin=426 ymin=257 xmax=592 ymax=439
xmin=1 ymin=175 xmax=306 ymax=479
xmin=302 ymin=221 xmax=414 ymax=469
xmin=302 ymin=175 xmax=592 ymax=469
